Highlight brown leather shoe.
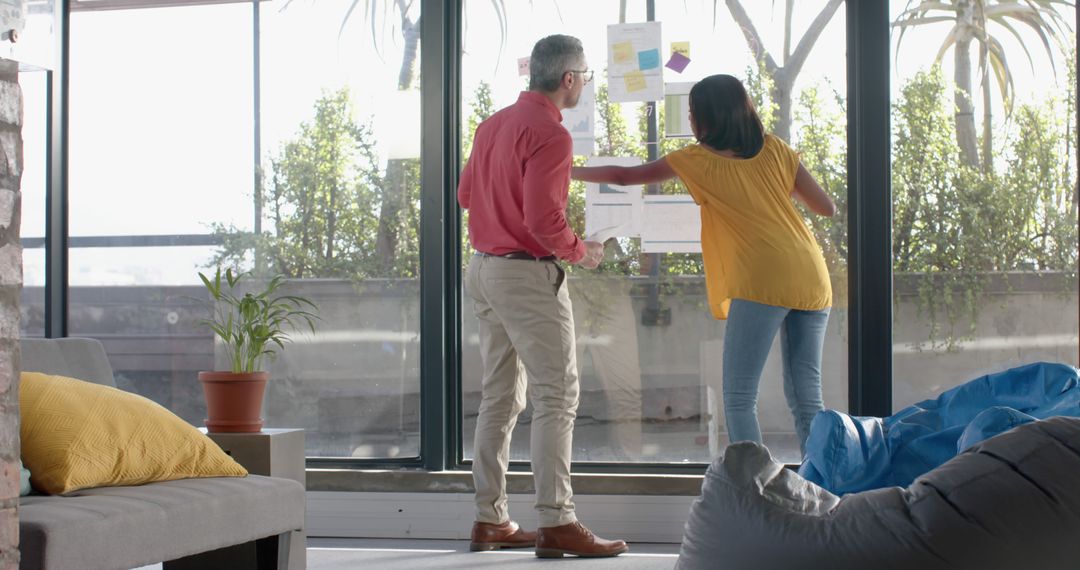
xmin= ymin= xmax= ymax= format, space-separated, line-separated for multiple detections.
xmin=469 ymin=520 xmax=537 ymax=551
xmin=535 ymin=521 xmax=629 ymax=558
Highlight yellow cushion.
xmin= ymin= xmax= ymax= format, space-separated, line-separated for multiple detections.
xmin=20 ymin=372 xmax=248 ymax=495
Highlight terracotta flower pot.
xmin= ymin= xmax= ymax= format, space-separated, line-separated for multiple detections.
xmin=198 ymin=371 xmax=268 ymax=433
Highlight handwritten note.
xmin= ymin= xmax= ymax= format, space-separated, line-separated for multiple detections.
xmin=613 ymin=41 xmax=635 ymax=64
xmin=637 ymin=48 xmax=660 ymax=70
xmin=624 ymin=70 xmax=647 ymax=93
xmin=665 ymin=52 xmax=691 ymax=73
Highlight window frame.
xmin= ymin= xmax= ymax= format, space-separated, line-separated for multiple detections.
xmin=42 ymin=0 xmax=1078 ymax=473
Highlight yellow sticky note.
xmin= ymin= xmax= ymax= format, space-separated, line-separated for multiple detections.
xmin=613 ymin=41 xmax=634 ymax=64
xmin=624 ymin=70 xmax=647 ymax=93
xmin=671 ymin=42 xmax=690 ymax=58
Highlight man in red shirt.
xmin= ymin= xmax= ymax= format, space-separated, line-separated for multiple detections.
xmin=460 ymin=34 xmax=627 ymax=559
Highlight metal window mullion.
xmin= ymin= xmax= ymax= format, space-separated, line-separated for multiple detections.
xmin=846 ymin=0 xmax=892 ymax=416
xmin=46 ymin=0 xmax=70 ymax=339
xmin=445 ymin=0 xmax=463 ymax=470
xmin=419 ymin=0 xmax=458 ymax=472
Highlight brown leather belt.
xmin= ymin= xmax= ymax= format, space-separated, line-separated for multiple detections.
xmin=477 ymin=250 xmax=557 ymax=262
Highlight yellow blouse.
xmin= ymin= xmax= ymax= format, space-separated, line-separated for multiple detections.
xmin=664 ymin=135 xmax=832 ymax=319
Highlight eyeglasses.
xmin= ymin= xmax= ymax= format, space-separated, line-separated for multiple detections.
xmin=567 ymin=69 xmax=594 ymax=84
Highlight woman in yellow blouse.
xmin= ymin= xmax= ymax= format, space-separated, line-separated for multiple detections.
xmin=571 ymin=74 xmax=835 ymax=455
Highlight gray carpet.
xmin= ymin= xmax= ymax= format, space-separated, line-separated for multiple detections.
xmin=308 ymin=537 xmax=680 ymax=569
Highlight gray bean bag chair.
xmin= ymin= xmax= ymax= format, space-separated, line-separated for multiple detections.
xmin=676 ymin=416 xmax=1080 ymax=570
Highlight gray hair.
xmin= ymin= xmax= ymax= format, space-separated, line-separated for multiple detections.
xmin=529 ymin=34 xmax=585 ymax=92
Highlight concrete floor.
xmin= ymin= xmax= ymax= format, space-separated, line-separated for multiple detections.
xmin=307 ymin=538 xmax=680 ymax=569
xmin=132 ymin=538 xmax=681 ymax=570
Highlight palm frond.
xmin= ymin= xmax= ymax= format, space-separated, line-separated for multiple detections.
xmin=894 ymin=0 xmax=1072 ymax=88
xmin=487 ymin=0 xmax=509 ymax=71
xmin=548 ymin=0 xmax=564 ymax=23
xmin=987 ymin=14 xmax=1039 ymax=73
xmin=933 ymin=24 xmax=963 ymax=63
xmin=896 ymin=1 xmax=959 ymax=21
xmin=986 ymin=34 xmax=1017 ymax=110
xmin=1009 ymin=11 xmax=1061 ymax=67
xmin=894 ymin=15 xmax=961 ymax=28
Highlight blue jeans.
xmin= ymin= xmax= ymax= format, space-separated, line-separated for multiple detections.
xmin=722 ymin=299 xmax=830 ymax=455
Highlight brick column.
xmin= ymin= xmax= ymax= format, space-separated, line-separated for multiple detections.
xmin=0 ymin=57 xmax=22 ymax=569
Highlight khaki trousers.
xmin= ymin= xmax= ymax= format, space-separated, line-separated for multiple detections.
xmin=465 ymin=253 xmax=580 ymax=528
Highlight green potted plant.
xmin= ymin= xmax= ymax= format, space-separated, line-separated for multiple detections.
xmin=197 ymin=267 xmax=318 ymax=433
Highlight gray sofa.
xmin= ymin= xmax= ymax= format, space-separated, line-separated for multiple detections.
xmin=18 ymin=338 xmax=306 ymax=570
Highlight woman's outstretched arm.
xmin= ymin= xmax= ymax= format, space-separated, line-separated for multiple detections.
xmin=792 ymin=163 xmax=836 ymax=217
xmin=571 ymin=157 xmax=678 ymax=186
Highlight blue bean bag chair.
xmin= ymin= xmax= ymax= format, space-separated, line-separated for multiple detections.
xmin=798 ymin=362 xmax=1080 ymax=494
xmin=676 ymin=417 xmax=1080 ymax=570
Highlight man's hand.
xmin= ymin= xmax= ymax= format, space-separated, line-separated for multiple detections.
xmin=575 ymin=241 xmax=605 ymax=269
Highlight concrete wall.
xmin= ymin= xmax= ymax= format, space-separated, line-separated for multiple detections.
xmin=29 ymin=271 xmax=1078 ymax=461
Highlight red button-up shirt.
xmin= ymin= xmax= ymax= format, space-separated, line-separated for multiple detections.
xmin=458 ymin=91 xmax=585 ymax=263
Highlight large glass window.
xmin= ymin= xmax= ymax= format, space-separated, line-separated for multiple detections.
xmin=21 ymin=69 xmax=47 ymax=338
xmin=890 ymin=2 xmax=1078 ymax=409
xmin=68 ymin=0 xmax=423 ymax=460
xmin=57 ymin=0 xmax=1075 ymax=470
xmin=68 ymin=1 xmax=253 ymax=427
xmin=19 ymin=0 xmax=56 ymax=340
xmin=258 ymin=0 xmax=422 ymax=459
xmin=460 ymin=1 xmax=847 ymax=464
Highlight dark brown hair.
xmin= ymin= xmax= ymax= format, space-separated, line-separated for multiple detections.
xmin=689 ymin=74 xmax=765 ymax=158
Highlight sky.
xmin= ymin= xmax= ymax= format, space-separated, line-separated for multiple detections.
xmin=15 ymin=0 xmax=1077 ymax=286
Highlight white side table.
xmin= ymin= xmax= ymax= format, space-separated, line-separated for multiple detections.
xmin=202 ymin=428 xmax=306 ymax=570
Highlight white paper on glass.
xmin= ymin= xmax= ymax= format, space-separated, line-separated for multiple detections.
xmin=585 ymin=156 xmax=643 ymax=205
xmin=586 ymin=202 xmax=642 ymax=242
xmin=664 ymin=82 xmax=695 ymax=138
xmin=606 ymin=22 xmax=664 ymax=103
xmin=561 ymin=80 xmax=595 ymax=156
xmin=641 ymin=194 xmax=701 ymax=253
xmin=584 ymin=156 xmax=643 ymax=239
xmin=585 ymin=222 xmax=622 ymax=244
